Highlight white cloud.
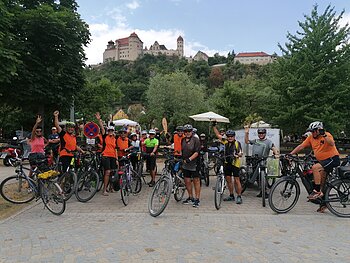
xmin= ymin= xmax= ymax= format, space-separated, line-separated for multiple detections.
xmin=126 ymin=0 xmax=140 ymax=10
xmin=339 ymin=12 xmax=350 ymax=28
xmin=84 ymin=14 xmax=228 ymax=65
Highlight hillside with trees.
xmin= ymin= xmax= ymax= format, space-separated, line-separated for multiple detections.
xmin=1 ymin=3 xmax=350 ymax=138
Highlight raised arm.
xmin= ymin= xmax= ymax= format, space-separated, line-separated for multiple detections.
xmin=31 ymin=115 xmax=42 ymax=141
xmin=53 ymin=111 xmax=62 ymax=133
xmin=244 ymin=126 xmax=250 ymax=144
xmin=95 ymin=112 xmax=105 ymax=135
xmin=213 ymin=125 xmax=222 ymax=140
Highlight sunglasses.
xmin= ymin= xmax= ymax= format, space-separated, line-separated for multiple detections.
xmin=35 ymin=130 xmax=42 ymax=133
xmin=227 ymin=135 xmax=235 ymax=138
xmin=184 ymin=130 xmax=192 ymax=133
xmin=258 ymin=132 xmax=266 ymax=135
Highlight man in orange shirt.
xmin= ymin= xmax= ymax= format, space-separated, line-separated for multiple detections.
xmin=290 ymin=121 xmax=340 ymax=201
xmin=117 ymin=127 xmax=132 ymax=159
xmin=53 ymin=111 xmax=84 ymax=172
xmin=96 ymin=112 xmax=118 ymax=196
xmin=173 ymin=126 xmax=184 ymax=157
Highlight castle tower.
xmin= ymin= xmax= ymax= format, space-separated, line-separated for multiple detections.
xmin=128 ymin=32 xmax=143 ymax=61
xmin=177 ymin=36 xmax=184 ymax=57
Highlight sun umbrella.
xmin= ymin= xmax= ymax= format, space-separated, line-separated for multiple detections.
xmin=189 ymin=111 xmax=230 ymax=123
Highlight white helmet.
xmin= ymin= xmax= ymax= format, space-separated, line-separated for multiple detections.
xmin=107 ymin=126 xmax=115 ymax=131
xmin=149 ymin=129 xmax=156 ymax=135
xmin=308 ymin=121 xmax=323 ymax=131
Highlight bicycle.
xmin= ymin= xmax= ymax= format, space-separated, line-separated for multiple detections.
xmin=57 ymin=150 xmax=99 ymax=202
xmin=0 ymin=150 xmax=66 ymax=215
xmin=148 ymin=152 xmax=185 ymax=217
xmin=118 ymin=153 xmax=143 ymax=206
xmin=199 ymin=151 xmax=210 ymax=187
xmin=213 ymin=153 xmax=226 ymax=210
xmin=269 ymin=154 xmax=350 ymax=217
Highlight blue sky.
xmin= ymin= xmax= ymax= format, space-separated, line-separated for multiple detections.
xmin=76 ymin=0 xmax=350 ymax=65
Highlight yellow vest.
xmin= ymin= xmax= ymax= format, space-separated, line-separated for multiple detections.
xmin=223 ymin=140 xmax=241 ymax=168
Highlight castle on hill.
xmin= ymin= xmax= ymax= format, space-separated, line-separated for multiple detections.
xmin=103 ymin=32 xmax=184 ymax=63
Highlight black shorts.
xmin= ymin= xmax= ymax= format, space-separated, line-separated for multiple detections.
xmin=320 ymin=155 xmax=340 ymax=173
xmin=102 ymin=156 xmax=117 ymax=171
xmin=60 ymin=156 xmax=73 ymax=172
xmin=146 ymin=155 xmax=157 ymax=171
xmin=223 ymin=164 xmax=240 ymax=177
xmin=183 ymin=169 xmax=199 ymax=178
xmin=28 ymin=152 xmax=46 ymax=166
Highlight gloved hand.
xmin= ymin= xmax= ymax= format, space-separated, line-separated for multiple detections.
xmin=212 ymin=121 xmax=217 ymax=127
xmin=184 ymin=158 xmax=191 ymax=164
xmin=319 ymin=129 xmax=326 ymax=136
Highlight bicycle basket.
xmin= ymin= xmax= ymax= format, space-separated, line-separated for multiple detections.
xmin=266 ymin=157 xmax=280 ymax=177
xmin=38 ymin=170 xmax=60 ymax=179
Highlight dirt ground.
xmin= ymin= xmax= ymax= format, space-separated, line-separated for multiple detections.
xmin=0 ymin=196 xmax=30 ymax=220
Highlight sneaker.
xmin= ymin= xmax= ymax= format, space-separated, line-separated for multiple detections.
xmin=223 ymin=195 xmax=235 ymax=201
xmin=192 ymin=199 xmax=200 ymax=208
xmin=148 ymin=181 xmax=155 ymax=187
xmin=182 ymin=197 xmax=193 ymax=205
xmin=308 ymin=190 xmax=323 ymax=200
xmin=236 ymin=196 xmax=242 ymax=204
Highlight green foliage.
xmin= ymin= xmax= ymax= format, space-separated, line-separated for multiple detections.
xmin=208 ymin=53 xmax=227 ymax=66
xmin=75 ymin=78 xmax=122 ymax=120
xmin=210 ymin=76 xmax=277 ymax=128
xmin=184 ymin=60 xmax=211 ymax=85
xmin=145 ymin=72 xmax=208 ymax=130
xmin=270 ymin=5 xmax=350 ymax=134
xmin=0 ymin=0 xmax=90 ymax=126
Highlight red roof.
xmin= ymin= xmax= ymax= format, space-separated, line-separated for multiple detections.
xmin=116 ymin=37 xmax=129 ymax=46
xmin=236 ymin=52 xmax=270 ymax=57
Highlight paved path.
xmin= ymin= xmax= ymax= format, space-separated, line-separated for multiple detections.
xmin=1 ymin=165 xmax=350 ymax=262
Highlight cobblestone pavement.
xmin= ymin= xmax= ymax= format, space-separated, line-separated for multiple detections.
xmin=1 ymin=165 xmax=350 ymax=262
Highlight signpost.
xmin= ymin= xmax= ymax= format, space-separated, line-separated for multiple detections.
xmin=83 ymin=122 xmax=99 ymax=139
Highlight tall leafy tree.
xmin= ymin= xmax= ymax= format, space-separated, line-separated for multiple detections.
xmin=145 ymin=72 xmax=207 ymax=130
xmin=0 ymin=0 xmax=90 ymax=120
xmin=270 ymin=5 xmax=350 ymax=134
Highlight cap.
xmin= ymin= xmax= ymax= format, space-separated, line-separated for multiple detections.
xmin=51 ymin=127 xmax=57 ymax=130
xmin=149 ymin=129 xmax=156 ymax=134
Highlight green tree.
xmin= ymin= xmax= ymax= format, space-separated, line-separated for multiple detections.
xmin=0 ymin=1 xmax=90 ymax=120
xmin=75 ymin=78 xmax=122 ymax=120
xmin=0 ymin=1 xmax=20 ymax=85
xmin=270 ymin=5 xmax=350 ymax=134
xmin=145 ymin=72 xmax=208 ymax=130
xmin=210 ymin=76 xmax=277 ymax=128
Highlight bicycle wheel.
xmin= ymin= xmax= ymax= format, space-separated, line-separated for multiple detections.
xmin=239 ymin=167 xmax=248 ymax=194
xmin=260 ymin=170 xmax=266 ymax=207
xmin=325 ymin=178 xmax=350 ymax=218
xmin=268 ymin=177 xmax=300 ymax=213
xmin=208 ymin=155 xmax=216 ymax=171
xmin=41 ymin=180 xmax=66 ymax=215
xmin=58 ymin=171 xmax=77 ymax=201
xmin=131 ymin=172 xmax=142 ymax=194
xmin=214 ymin=175 xmax=224 ymax=210
xmin=75 ymin=170 xmax=99 ymax=202
xmin=148 ymin=176 xmax=172 ymax=217
xmin=0 ymin=175 xmax=36 ymax=204
xmin=203 ymin=166 xmax=210 ymax=187
xmin=120 ymin=176 xmax=130 ymax=206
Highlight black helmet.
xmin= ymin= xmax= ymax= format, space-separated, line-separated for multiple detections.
xmin=257 ymin=128 xmax=266 ymax=134
xmin=183 ymin=124 xmax=193 ymax=131
xmin=226 ymin=130 xmax=236 ymax=136
xmin=176 ymin=125 xmax=184 ymax=131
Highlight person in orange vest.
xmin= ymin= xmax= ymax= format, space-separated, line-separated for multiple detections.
xmin=173 ymin=126 xmax=184 ymax=157
xmin=117 ymin=127 xmax=132 ymax=160
xmin=53 ymin=111 xmax=84 ymax=173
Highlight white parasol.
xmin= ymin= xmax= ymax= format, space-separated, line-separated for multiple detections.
xmin=189 ymin=111 xmax=230 ymax=123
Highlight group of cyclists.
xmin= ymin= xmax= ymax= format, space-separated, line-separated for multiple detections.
xmin=21 ymin=110 xmax=343 ymax=213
